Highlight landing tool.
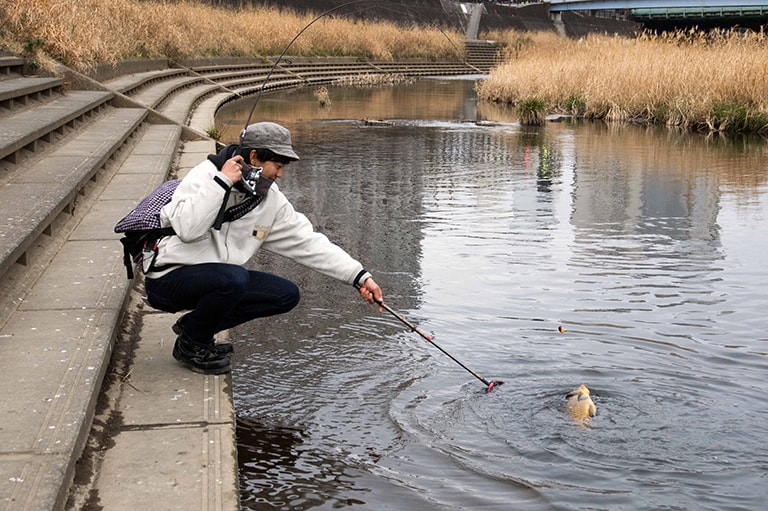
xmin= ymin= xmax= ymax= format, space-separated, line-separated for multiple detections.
xmin=369 ymin=296 xmax=504 ymax=393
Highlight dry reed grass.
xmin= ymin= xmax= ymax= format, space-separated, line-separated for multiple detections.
xmin=313 ymin=86 xmax=332 ymax=107
xmin=477 ymin=29 xmax=768 ymax=134
xmin=0 ymin=0 xmax=462 ymax=72
xmin=4 ymin=0 xmax=766 ymax=135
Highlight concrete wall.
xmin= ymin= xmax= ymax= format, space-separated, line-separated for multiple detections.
xmin=480 ymin=3 xmax=556 ymax=33
xmin=562 ymin=11 xmax=642 ymax=37
xmin=201 ymin=0 xmax=641 ymax=38
xmin=213 ymin=0 xmax=467 ymax=30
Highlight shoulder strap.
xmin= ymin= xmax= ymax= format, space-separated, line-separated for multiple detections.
xmin=119 ymin=227 xmax=176 ymax=279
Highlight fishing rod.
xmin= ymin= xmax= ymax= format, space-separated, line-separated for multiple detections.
xmin=241 ymin=5 xmax=500 ymax=391
xmin=371 ymin=297 xmax=504 ymax=393
xmin=241 ymin=0 xmax=468 ymax=133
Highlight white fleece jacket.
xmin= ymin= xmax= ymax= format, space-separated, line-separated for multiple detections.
xmin=146 ymin=158 xmax=370 ymax=286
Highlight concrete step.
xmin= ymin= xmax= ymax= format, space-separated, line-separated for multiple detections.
xmin=0 ymin=54 xmax=483 ymax=511
xmin=157 ymin=82 xmax=224 ymax=126
xmin=277 ymin=62 xmax=374 ymax=73
xmin=275 ymin=63 xmax=380 ymax=84
xmin=128 ymin=75 xmax=206 ymax=111
xmin=0 ymin=76 xmax=64 ymax=111
xmin=191 ymin=59 xmax=481 ymax=92
xmin=0 ymin=54 xmax=239 ymax=511
xmin=102 ymin=68 xmax=190 ymax=96
xmin=199 ymin=68 xmax=288 ymax=86
xmin=0 ymin=90 xmax=113 ymax=165
xmin=223 ymin=75 xmax=305 ymax=96
xmin=370 ymin=61 xmax=478 ymax=75
xmin=0 ymin=55 xmax=25 ymax=75
xmin=465 ymin=40 xmax=503 ymax=72
xmin=0 ymin=106 xmax=148 ymax=279
xmin=0 ymin=122 xmax=184 ymax=511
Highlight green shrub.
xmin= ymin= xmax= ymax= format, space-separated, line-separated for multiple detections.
xmin=518 ymin=98 xmax=548 ymax=126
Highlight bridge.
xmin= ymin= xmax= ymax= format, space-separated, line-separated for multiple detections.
xmin=545 ymin=0 xmax=768 ymax=30
xmin=548 ymin=0 xmax=768 ymax=9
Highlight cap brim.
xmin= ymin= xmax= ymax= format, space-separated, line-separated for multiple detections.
xmin=274 ymin=146 xmax=300 ymax=161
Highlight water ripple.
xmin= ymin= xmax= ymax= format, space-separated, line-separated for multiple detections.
xmin=225 ymin=81 xmax=768 ymax=510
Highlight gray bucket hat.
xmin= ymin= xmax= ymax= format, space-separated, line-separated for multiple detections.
xmin=239 ymin=121 xmax=300 ymax=161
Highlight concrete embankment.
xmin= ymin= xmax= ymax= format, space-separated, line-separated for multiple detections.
xmin=0 ymin=5 xmax=638 ymax=500
xmin=0 ymin=52 xmax=493 ymax=510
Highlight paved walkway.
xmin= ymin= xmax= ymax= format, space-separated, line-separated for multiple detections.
xmin=62 ymin=139 xmax=240 ymax=511
xmin=0 ymin=59 xmax=241 ymax=510
xmin=70 ymin=289 xmax=238 ymax=510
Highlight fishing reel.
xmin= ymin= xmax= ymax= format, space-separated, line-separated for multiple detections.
xmin=239 ymin=163 xmax=263 ymax=196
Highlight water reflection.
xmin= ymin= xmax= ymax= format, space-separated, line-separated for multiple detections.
xmin=237 ymin=416 xmax=368 ymax=510
xmin=218 ymin=78 xmax=768 ymax=510
xmin=219 ymin=78 xmax=491 ymax=128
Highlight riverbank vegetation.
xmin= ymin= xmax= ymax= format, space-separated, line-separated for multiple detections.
xmin=0 ymin=0 xmax=462 ymax=72
xmin=2 ymin=0 xmax=766 ymax=135
xmin=477 ymin=29 xmax=768 ymax=134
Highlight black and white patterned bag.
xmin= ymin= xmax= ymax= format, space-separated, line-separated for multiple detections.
xmin=114 ymin=180 xmax=180 ymax=279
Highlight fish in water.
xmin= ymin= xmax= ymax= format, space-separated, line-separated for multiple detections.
xmin=565 ymin=384 xmax=596 ymax=421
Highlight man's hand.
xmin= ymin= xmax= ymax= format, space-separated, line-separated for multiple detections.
xmin=222 ymin=155 xmax=244 ymax=183
xmin=358 ymin=277 xmax=383 ymax=311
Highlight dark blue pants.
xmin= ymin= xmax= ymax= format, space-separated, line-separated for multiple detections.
xmin=145 ymin=263 xmax=300 ymax=344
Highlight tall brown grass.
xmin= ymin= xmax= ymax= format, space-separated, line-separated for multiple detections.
xmin=477 ymin=29 xmax=768 ymax=134
xmin=0 ymin=0 xmax=462 ymax=72
xmin=4 ymin=1 xmax=767 ymax=134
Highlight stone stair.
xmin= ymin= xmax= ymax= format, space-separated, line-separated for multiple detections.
xmin=465 ymin=40 xmax=503 ymax=72
xmin=0 ymin=52 xmax=484 ymax=511
xmin=0 ymin=53 xmax=182 ymax=510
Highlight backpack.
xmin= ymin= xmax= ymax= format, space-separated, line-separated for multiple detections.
xmin=114 ymin=179 xmax=180 ymax=279
xmin=115 ymin=173 xmax=260 ymax=279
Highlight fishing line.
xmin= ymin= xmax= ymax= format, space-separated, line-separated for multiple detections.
xmin=236 ymin=4 xmax=502 ymax=393
xmin=240 ymin=0 xmax=469 ymax=135
xmin=366 ymin=296 xmax=504 ymax=393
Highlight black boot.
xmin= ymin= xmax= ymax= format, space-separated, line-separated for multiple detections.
xmin=173 ymin=318 xmax=234 ymax=356
xmin=172 ymin=333 xmax=231 ymax=375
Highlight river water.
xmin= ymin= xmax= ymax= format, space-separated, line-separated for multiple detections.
xmin=215 ymin=78 xmax=768 ymax=511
